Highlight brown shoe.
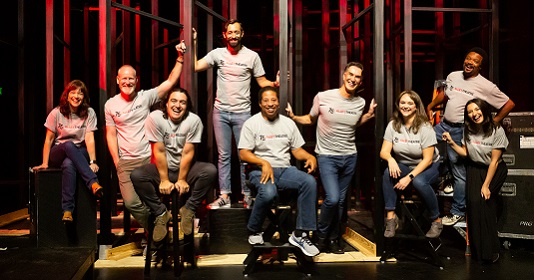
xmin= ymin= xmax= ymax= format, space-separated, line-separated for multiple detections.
xmin=153 ymin=211 xmax=171 ymax=242
xmin=62 ymin=211 xmax=73 ymax=223
xmin=179 ymin=206 xmax=195 ymax=235
xmin=425 ymin=220 xmax=443 ymax=238
xmin=384 ymin=215 xmax=399 ymax=238
xmin=91 ymin=182 xmax=103 ymax=198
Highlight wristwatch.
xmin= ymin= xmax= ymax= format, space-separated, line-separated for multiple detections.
xmin=408 ymin=173 xmax=415 ymax=180
xmin=89 ymin=160 xmax=97 ymax=165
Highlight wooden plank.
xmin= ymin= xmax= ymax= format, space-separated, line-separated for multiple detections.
xmin=342 ymin=226 xmax=376 ymax=257
xmin=106 ymin=242 xmax=143 ymax=261
xmin=0 ymin=208 xmax=29 ymax=228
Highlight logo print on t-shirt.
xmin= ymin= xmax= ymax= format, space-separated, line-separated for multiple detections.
xmin=329 ymin=107 xmax=334 ymax=114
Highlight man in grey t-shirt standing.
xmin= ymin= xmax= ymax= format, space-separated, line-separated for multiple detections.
xmin=426 ymin=47 xmax=515 ymax=226
xmin=193 ymin=19 xmax=279 ymax=210
xmin=286 ymin=62 xmax=376 ymax=253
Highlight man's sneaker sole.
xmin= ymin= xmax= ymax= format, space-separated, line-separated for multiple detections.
xmin=208 ymin=204 xmax=231 ymax=210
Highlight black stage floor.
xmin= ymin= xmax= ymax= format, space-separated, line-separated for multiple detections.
xmin=2 ymin=209 xmax=534 ymax=280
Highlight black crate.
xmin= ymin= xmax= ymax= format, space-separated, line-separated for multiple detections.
xmin=208 ymin=208 xmax=252 ymax=254
xmin=29 ymin=169 xmax=97 ymax=249
xmin=497 ymin=169 xmax=534 ymax=239
xmin=502 ymin=112 xmax=534 ymax=169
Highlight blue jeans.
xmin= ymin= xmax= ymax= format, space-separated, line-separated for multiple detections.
xmin=382 ymin=162 xmax=441 ymax=220
xmin=213 ymin=108 xmax=250 ymax=196
xmin=434 ymin=121 xmax=466 ymax=216
xmin=131 ymin=162 xmax=217 ymax=216
xmin=317 ymin=154 xmax=357 ymax=240
xmin=48 ymin=142 xmax=98 ymax=212
xmin=247 ymin=166 xmax=317 ymax=232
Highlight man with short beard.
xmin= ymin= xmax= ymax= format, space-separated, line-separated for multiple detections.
xmin=193 ymin=19 xmax=280 ymax=210
xmin=426 ymin=47 xmax=515 ymax=226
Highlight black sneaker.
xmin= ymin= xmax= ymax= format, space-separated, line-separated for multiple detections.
xmin=329 ymin=240 xmax=344 ymax=254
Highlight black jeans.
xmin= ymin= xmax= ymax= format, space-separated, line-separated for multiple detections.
xmin=131 ymin=161 xmax=217 ymax=216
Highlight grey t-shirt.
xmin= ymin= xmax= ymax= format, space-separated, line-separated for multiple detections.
xmin=145 ymin=110 xmax=203 ymax=171
xmin=443 ymin=71 xmax=510 ymax=123
xmin=238 ymin=113 xmax=305 ymax=168
xmin=462 ymin=126 xmax=508 ymax=165
xmin=309 ymin=89 xmax=365 ymax=155
xmin=383 ymin=121 xmax=440 ymax=168
xmin=45 ymin=107 xmax=98 ymax=147
xmin=104 ymin=88 xmax=160 ymax=160
xmin=203 ymin=46 xmax=266 ymax=113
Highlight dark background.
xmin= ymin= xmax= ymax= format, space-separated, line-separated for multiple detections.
xmin=1 ymin=0 xmax=533 ymax=215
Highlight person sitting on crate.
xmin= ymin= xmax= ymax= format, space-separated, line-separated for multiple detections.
xmin=131 ymin=88 xmax=216 ymax=243
xmin=33 ymin=80 xmax=103 ymax=223
xmin=443 ymin=98 xmax=508 ymax=263
xmin=238 ymin=86 xmax=320 ymax=257
xmin=380 ymin=90 xmax=443 ymax=239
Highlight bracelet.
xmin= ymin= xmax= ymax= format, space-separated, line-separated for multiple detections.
xmin=176 ymin=58 xmax=184 ymax=64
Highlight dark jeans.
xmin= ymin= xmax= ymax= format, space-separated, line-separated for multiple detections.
xmin=317 ymin=154 xmax=358 ymax=240
xmin=49 ymin=141 xmax=98 ymax=212
xmin=131 ymin=162 xmax=216 ymax=216
xmin=247 ymin=166 xmax=317 ymax=233
xmin=382 ymin=162 xmax=441 ymax=220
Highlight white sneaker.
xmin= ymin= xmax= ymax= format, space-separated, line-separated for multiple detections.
xmin=442 ymin=214 xmax=465 ymax=226
xmin=208 ymin=196 xmax=231 ymax=209
xmin=443 ymin=184 xmax=454 ymax=194
xmin=248 ymin=232 xmax=264 ymax=245
xmin=289 ymin=231 xmax=320 ymax=257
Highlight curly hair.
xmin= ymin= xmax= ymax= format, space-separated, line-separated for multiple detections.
xmin=59 ymin=80 xmax=90 ymax=119
xmin=159 ymin=87 xmax=194 ymax=120
xmin=391 ymin=90 xmax=430 ymax=134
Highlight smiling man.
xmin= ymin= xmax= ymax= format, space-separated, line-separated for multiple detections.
xmin=239 ymin=86 xmax=320 ymax=257
xmin=104 ymin=42 xmax=186 ymax=233
xmin=285 ymin=62 xmax=376 ymax=253
xmin=193 ymin=19 xmax=280 ymax=210
xmin=131 ymin=88 xmax=216 ymax=242
xmin=426 ymin=47 xmax=515 ymax=226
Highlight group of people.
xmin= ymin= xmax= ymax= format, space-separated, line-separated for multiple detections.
xmin=381 ymin=47 xmax=514 ymax=264
xmin=33 ymin=16 xmax=513 ymax=263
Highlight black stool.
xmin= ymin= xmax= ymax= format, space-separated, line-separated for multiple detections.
xmin=144 ymin=190 xmax=196 ymax=278
xmin=380 ymin=190 xmax=446 ymax=269
xmin=242 ymin=185 xmax=315 ymax=276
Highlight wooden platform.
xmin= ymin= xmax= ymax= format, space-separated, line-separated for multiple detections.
xmin=0 ymin=247 xmax=95 ymax=280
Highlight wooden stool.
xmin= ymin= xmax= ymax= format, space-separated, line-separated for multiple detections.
xmin=242 ymin=193 xmax=315 ymax=276
xmin=144 ymin=190 xmax=196 ymax=277
xmin=380 ymin=191 xmax=445 ymax=269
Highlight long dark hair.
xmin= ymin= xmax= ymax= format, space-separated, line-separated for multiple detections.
xmin=160 ymin=87 xmax=194 ymax=119
xmin=391 ymin=90 xmax=430 ymax=134
xmin=59 ymin=80 xmax=90 ymax=119
xmin=463 ymin=98 xmax=498 ymax=141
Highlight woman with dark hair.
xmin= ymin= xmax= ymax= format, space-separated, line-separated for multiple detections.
xmin=380 ymin=90 xmax=442 ymax=238
xmin=33 ymin=80 xmax=103 ymax=222
xmin=443 ymin=98 xmax=508 ymax=263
